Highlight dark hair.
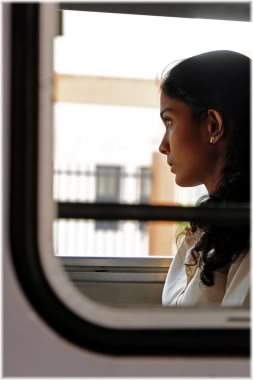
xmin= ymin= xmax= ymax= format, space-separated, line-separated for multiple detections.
xmin=160 ymin=50 xmax=250 ymax=287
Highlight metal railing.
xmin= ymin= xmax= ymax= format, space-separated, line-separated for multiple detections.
xmin=54 ymin=167 xmax=153 ymax=256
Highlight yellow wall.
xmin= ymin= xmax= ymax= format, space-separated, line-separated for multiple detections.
xmin=149 ymin=152 xmax=177 ymax=256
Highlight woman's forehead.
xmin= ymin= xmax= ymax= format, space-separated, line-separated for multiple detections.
xmin=160 ymin=93 xmax=176 ymax=110
xmin=160 ymin=93 xmax=190 ymax=116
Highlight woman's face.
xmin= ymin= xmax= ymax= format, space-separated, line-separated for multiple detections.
xmin=159 ymin=92 xmax=216 ymax=188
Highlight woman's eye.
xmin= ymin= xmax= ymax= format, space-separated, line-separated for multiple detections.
xmin=165 ymin=119 xmax=173 ymax=128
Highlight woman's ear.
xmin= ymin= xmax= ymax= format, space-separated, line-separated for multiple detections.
xmin=207 ymin=109 xmax=224 ymax=143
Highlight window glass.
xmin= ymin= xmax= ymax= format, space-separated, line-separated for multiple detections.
xmin=53 ymin=11 xmax=251 ymax=257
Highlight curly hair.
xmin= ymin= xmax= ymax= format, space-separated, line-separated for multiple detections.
xmin=160 ymin=50 xmax=250 ymax=287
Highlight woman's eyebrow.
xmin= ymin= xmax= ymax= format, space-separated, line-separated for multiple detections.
xmin=160 ymin=107 xmax=175 ymax=119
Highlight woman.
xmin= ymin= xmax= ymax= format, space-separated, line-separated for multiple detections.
xmin=159 ymin=50 xmax=250 ymax=306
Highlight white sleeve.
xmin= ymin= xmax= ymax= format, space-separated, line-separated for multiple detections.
xmin=162 ymin=239 xmax=188 ymax=306
xmin=221 ymin=252 xmax=250 ymax=306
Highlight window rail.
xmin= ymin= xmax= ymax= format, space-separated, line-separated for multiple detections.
xmin=57 ymin=201 xmax=250 ymax=226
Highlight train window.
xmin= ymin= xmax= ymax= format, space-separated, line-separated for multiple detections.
xmin=53 ymin=9 xmax=250 ymax=260
xmin=9 ymin=2 xmax=250 ymax=356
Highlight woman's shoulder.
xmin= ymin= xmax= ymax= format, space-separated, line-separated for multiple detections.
xmin=162 ymin=231 xmax=202 ymax=306
xmin=221 ymin=250 xmax=250 ymax=306
xmin=165 ymin=229 xmax=202 ymax=272
xmin=184 ymin=228 xmax=203 ymax=250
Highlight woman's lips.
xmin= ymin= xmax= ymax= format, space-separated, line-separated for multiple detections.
xmin=168 ymin=162 xmax=174 ymax=172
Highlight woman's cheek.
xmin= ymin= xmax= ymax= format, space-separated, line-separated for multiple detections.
xmin=169 ymin=130 xmax=176 ymax=153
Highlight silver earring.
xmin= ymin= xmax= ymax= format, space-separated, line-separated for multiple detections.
xmin=209 ymin=136 xmax=215 ymax=144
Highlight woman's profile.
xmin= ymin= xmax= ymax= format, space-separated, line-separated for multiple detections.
xmin=159 ymin=50 xmax=250 ymax=306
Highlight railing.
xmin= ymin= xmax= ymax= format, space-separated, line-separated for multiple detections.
xmin=53 ymin=166 xmax=154 ymax=256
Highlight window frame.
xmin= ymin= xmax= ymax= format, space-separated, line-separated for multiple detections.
xmin=8 ymin=2 xmax=250 ymax=357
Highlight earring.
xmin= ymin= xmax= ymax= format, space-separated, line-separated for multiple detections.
xmin=209 ymin=136 xmax=215 ymax=144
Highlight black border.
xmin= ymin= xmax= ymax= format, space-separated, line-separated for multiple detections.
xmin=8 ymin=3 xmax=250 ymax=356
xmin=59 ymin=2 xmax=251 ymax=21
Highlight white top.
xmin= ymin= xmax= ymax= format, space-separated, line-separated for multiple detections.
xmin=162 ymin=233 xmax=250 ymax=306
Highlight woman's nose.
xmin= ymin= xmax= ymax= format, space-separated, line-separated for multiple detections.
xmin=159 ymin=143 xmax=166 ymax=155
xmin=159 ymin=136 xmax=169 ymax=155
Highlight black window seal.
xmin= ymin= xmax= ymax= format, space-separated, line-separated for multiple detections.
xmin=8 ymin=3 xmax=250 ymax=357
xmin=59 ymin=2 xmax=251 ymax=22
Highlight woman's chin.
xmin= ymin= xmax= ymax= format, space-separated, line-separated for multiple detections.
xmin=175 ymin=179 xmax=188 ymax=187
xmin=175 ymin=176 xmax=195 ymax=187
